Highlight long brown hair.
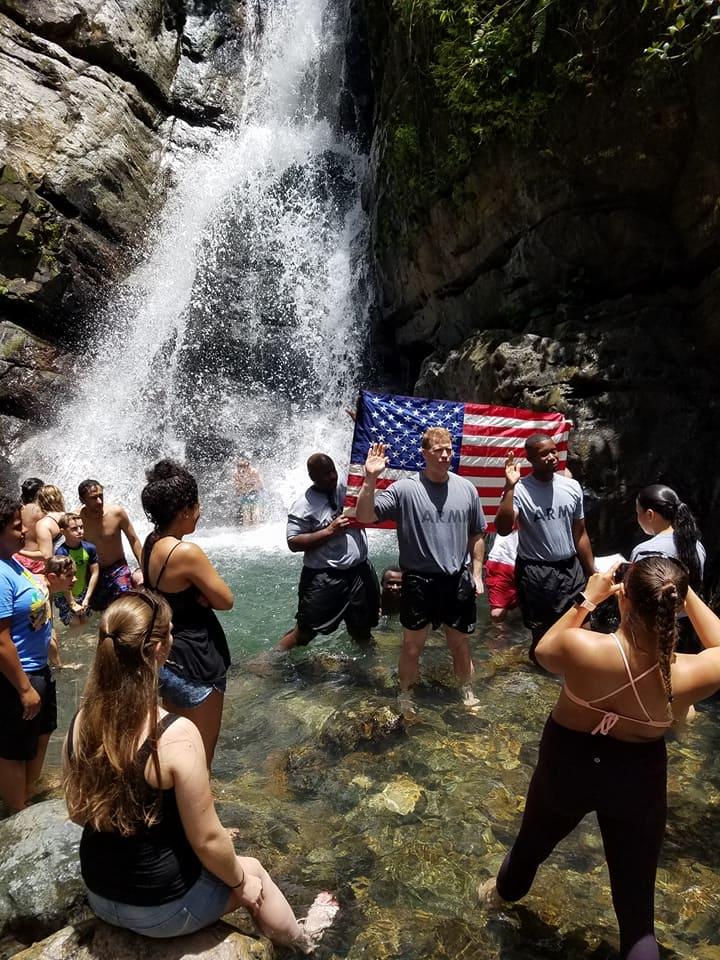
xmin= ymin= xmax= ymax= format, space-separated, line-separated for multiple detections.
xmin=64 ymin=591 xmax=172 ymax=836
xmin=37 ymin=484 xmax=66 ymax=513
xmin=624 ymin=556 xmax=688 ymax=707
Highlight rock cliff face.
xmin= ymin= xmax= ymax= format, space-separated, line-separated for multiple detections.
xmin=365 ymin=7 xmax=720 ymax=562
xmin=0 ymin=0 xmax=245 ymax=466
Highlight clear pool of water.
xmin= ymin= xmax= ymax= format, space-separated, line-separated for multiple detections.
xmin=46 ymin=524 xmax=720 ymax=959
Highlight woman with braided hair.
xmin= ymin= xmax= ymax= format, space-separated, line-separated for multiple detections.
xmin=479 ymin=555 xmax=720 ymax=960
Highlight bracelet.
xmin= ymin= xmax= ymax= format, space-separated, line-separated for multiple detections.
xmin=230 ymin=875 xmax=245 ymax=889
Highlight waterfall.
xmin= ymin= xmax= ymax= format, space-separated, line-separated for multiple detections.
xmin=17 ymin=0 xmax=372 ymax=519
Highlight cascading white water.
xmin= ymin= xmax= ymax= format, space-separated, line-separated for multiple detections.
xmin=17 ymin=0 xmax=372 ymax=518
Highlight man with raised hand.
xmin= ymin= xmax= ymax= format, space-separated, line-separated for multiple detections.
xmin=355 ymin=428 xmax=487 ymax=715
xmin=278 ymin=453 xmax=380 ymax=651
xmin=495 ymin=434 xmax=595 ymax=663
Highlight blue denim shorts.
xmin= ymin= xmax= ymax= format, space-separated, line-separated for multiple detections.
xmin=87 ymin=869 xmax=232 ymax=938
xmin=158 ymin=666 xmax=227 ymax=708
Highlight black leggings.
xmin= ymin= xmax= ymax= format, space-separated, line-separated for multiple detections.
xmin=497 ymin=716 xmax=667 ymax=960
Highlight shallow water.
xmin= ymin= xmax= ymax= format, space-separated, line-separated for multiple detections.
xmin=46 ymin=526 xmax=720 ymax=959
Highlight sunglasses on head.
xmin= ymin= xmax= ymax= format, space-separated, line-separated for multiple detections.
xmin=126 ymin=590 xmax=161 ymax=644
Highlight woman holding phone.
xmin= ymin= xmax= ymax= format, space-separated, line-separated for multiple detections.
xmin=480 ymin=556 xmax=720 ymax=960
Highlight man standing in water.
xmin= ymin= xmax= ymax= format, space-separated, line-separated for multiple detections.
xmin=355 ymin=428 xmax=487 ymax=714
xmin=78 ymin=479 xmax=143 ymax=610
xmin=495 ymin=434 xmax=595 ymax=662
xmin=278 ymin=453 xmax=380 ymax=650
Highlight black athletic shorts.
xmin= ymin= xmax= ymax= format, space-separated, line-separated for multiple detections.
xmin=400 ymin=568 xmax=477 ymax=634
xmin=515 ymin=554 xmax=585 ymax=644
xmin=0 ymin=665 xmax=57 ymax=762
xmin=295 ymin=560 xmax=380 ymax=644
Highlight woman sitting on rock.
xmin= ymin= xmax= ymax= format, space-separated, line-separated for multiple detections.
xmin=0 ymin=494 xmax=55 ymax=813
xmin=480 ymin=556 xmax=720 ymax=960
xmin=63 ymin=591 xmax=338 ymax=947
xmin=140 ymin=460 xmax=232 ymax=768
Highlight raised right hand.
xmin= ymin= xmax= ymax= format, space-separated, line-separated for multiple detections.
xmin=238 ymin=874 xmax=264 ymax=913
xmin=20 ymin=684 xmax=41 ymax=721
xmin=504 ymin=452 xmax=521 ymax=488
xmin=365 ymin=442 xmax=388 ymax=479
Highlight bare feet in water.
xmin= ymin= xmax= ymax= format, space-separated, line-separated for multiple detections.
xmin=477 ymin=877 xmax=505 ymax=909
xmin=295 ymin=891 xmax=340 ymax=953
xmin=398 ymin=692 xmax=418 ymax=719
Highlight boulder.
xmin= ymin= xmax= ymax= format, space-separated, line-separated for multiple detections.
xmin=0 ymin=319 xmax=73 ymax=418
xmin=0 ymin=800 xmax=85 ymax=941
xmin=319 ymin=700 xmax=405 ymax=755
xmin=12 ymin=920 xmax=271 ymax=960
xmin=415 ymin=298 xmax=720 ymax=558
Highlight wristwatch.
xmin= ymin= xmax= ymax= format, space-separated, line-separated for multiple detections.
xmin=572 ymin=592 xmax=597 ymax=612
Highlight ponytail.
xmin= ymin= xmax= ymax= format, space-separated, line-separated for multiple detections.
xmin=673 ymin=502 xmax=702 ymax=590
xmin=637 ymin=484 xmax=702 ymax=589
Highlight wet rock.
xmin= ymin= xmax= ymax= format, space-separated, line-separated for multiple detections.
xmin=0 ymin=320 xmax=72 ymax=418
xmin=12 ymin=919 xmax=271 ymax=959
xmin=0 ymin=800 xmax=85 ymax=941
xmin=0 ymin=0 xmax=246 ymax=346
xmin=367 ymin=776 xmax=424 ymax=816
xmin=319 ymin=700 xmax=405 ymax=754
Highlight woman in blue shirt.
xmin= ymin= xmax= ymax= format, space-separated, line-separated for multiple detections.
xmin=0 ymin=494 xmax=54 ymax=812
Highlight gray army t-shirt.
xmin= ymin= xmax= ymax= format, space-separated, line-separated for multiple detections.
xmin=286 ymin=483 xmax=367 ymax=570
xmin=374 ymin=472 xmax=487 ymax=575
xmin=513 ymin=473 xmax=584 ymax=561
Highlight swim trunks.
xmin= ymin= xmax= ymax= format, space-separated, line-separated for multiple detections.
xmin=90 ymin=560 xmax=133 ymax=611
xmin=484 ymin=559 xmax=518 ymax=611
xmin=13 ymin=554 xmax=46 ymax=576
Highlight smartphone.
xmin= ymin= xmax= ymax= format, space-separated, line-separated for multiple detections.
xmin=613 ymin=562 xmax=632 ymax=584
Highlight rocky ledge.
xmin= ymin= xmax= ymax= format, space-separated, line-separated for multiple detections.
xmin=0 ymin=0 xmax=246 ymax=338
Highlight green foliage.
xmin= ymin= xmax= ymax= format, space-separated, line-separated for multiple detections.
xmin=643 ymin=0 xmax=720 ymax=62
xmin=375 ymin=0 xmax=720 ymax=234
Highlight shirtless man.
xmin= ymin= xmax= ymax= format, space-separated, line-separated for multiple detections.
xmin=14 ymin=478 xmax=46 ymax=575
xmin=77 ymin=478 xmax=143 ymax=610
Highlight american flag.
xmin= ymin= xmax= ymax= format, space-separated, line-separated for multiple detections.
xmin=343 ymin=390 xmax=572 ymax=531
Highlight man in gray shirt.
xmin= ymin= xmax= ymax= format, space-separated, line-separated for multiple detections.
xmin=278 ymin=453 xmax=380 ymax=651
xmin=355 ymin=427 xmax=487 ymax=712
xmin=495 ymin=433 xmax=595 ymax=661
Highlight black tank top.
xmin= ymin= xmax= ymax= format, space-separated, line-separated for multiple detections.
xmin=142 ymin=534 xmax=231 ymax=685
xmin=71 ymin=713 xmax=203 ymax=906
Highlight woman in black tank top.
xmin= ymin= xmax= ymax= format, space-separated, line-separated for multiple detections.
xmin=63 ymin=591 xmax=337 ymax=949
xmin=140 ymin=460 xmax=233 ymax=768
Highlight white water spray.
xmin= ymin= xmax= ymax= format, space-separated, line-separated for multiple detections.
xmin=17 ymin=0 xmax=371 ymax=520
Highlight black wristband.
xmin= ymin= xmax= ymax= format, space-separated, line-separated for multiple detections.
xmin=230 ymin=876 xmax=245 ymax=889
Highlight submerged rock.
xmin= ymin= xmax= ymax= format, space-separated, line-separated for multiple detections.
xmin=319 ymin=701 xmax=405 ymax=755
xmin=367 ymin=776 xmax=424 ymax=817
xmin=0 ymin=800 xmax=84 ymax=941
xmin=12 ymin=920 xmax=271 ymax=960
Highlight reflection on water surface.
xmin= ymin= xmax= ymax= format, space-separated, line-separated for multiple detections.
xmin=46 ymin=528 xmax=720 ymax=959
